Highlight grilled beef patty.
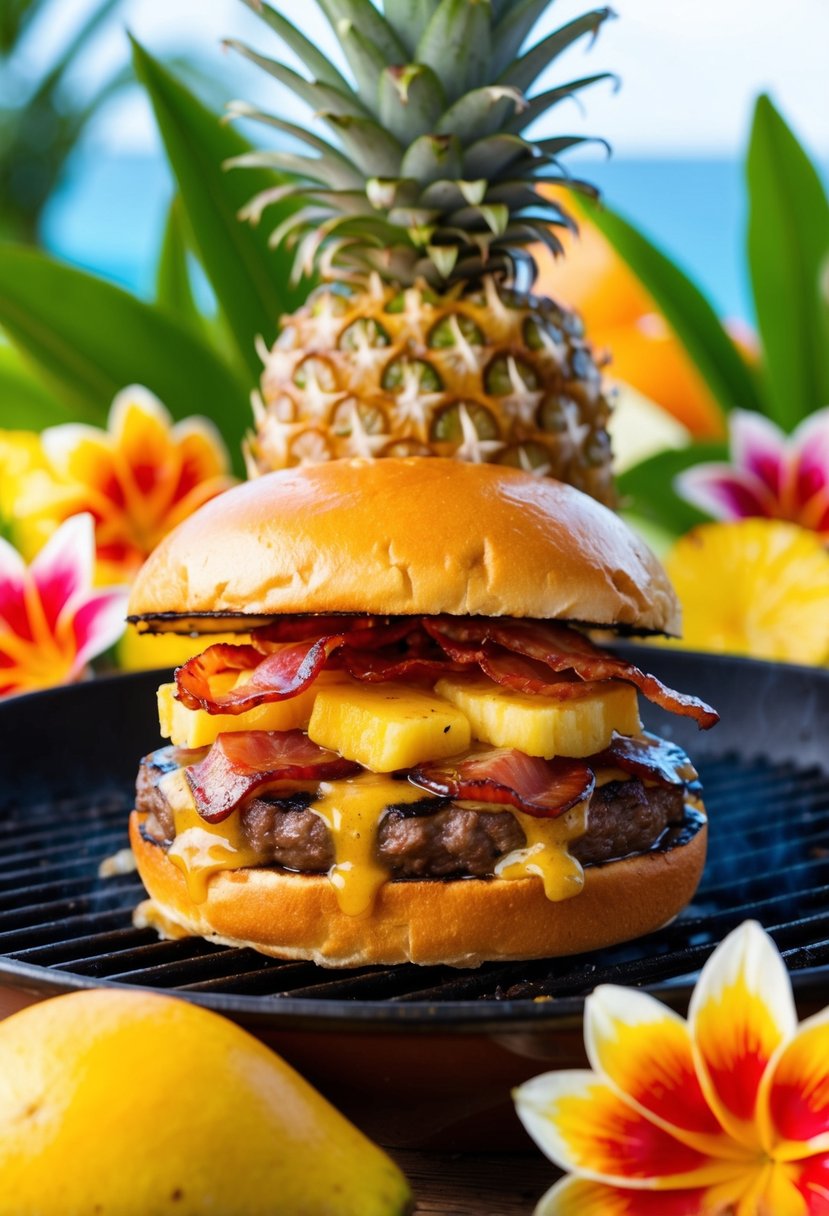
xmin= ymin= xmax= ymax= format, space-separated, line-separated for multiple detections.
xmin=136 ymin=747 xmax=686 ymax=878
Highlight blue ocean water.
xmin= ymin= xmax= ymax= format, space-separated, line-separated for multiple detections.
xmin=44 ymin=154 xmax=754 ymax=320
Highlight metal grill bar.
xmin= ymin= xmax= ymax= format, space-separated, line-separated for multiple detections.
xmin=1 ymin=756 xmax=828 ymax=1012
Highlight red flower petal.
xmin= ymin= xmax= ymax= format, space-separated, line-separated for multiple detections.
xmin=30 ymin=514 xmax=94 ymax=632
xmin=0 ymin=537 xmax=32 ymax=642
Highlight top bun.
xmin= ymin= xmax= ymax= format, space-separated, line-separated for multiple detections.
xmin=129 ymin=458 xmax=680 ymax=634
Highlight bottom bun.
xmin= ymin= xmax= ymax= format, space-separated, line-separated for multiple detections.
xmin=129 ymin=809 xmax=707 ymax=969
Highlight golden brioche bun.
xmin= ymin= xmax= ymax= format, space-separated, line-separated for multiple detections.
xmin=130 ymin=809 xmax=706 ymax=969
xmin=128 ymin=459 xmax=680 ymax=635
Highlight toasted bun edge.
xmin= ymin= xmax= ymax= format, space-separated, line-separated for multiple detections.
xmin=130 ymin=809 xmax=706 ymax=968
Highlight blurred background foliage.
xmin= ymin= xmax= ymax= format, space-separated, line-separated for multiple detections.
xmin=0 ymin=0 xmax=126 ymax=244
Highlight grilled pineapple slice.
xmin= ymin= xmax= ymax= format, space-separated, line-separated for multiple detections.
xmin=158 ymin=679 xmax=322 ymax=749
xmin=307 ymin=679 xmax=470 ymax=773
xmin=435 ymin=675 xmax=641 ymax=759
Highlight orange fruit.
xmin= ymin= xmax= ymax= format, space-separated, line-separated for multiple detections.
xmin=537 ymin=208 xmax=652 ymax=332
xmin=598 ymin=316 xmax=726 ymax=439
xmin=534 ymin=194 xmax=728 ymax=440
xmin=0 ymin=989 xmax=412 ymax=1216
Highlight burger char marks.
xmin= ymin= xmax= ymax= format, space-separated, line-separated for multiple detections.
xmin=136 ymin=748 xmax=685 ymax=878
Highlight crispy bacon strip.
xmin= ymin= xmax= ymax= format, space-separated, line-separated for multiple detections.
xmin=597 ymin=731 xmax=701 ymax=790
xmin=421 ymin=621 xmax=606 ymax=698
xmin=253 ymin=616 xmax=413 ymax=650
xmin=186 ymin=730 xmax=360 ymax=823
xmin=176 ymin=614 xmax=718 ymax=730
xmin=176 ymin=636 xmax=345 ymax=715
xmin=427 ymin=617 xmax=719 ymax=729
xmin=176 ymin=620 xmax=432 ymax=715
xmin=427 ymin=626 xmax=612 ymax=701
xmin=477 ymin=645 xmax=612 ymax=701
xmin=339 ymin=648 xmax=464 ymax=683
xmin=410 ymin=748 xmax=595 ymax=819
xmin=338 ymin=625 xmax=465 ymax=682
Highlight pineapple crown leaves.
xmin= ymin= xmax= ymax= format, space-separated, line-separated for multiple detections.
xmin=227 ymin=0 xmax=615 ymax=288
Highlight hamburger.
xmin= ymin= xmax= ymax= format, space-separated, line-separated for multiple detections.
xmin=127 ymin=458 xmax=717 ymax=968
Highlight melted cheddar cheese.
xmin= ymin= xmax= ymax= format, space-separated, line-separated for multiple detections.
xmin=156 ymin=767 xmax=592 ymax=914
xmin=495 ymin=804 xmax=587 ymax=901
xmin=161 ymin=770 xmax=264 ymax=904
xmin=312 ymin=774 xmax=429 ymax=916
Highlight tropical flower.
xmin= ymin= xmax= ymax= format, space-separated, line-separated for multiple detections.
xmin=16 ymin=387 xmax=235 ymax=581
xmin=0 ymin=430 xmax=50 ymax=543
xmin=0 ymin=514 xmax=127 ymax=697
xmin=676 ymin=408 xmax=829 ymax=539
xmin=515 ymin=921 xmax=829 ymax=1216
xmin=663 ymin=520 xmax=829 ymax=665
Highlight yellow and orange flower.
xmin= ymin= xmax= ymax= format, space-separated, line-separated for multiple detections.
xmin=515 ymin=921 xmax=829 ymax=1215
xmin=17 ymin=387 xmax=235 ymax=582
xmin=0 ymin=430 xmax=51 ymax=545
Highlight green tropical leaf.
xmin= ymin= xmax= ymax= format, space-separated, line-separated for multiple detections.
xmin=323 ymin=114 xmax=403 ymax=177
xmin=402 ymin=134 xmax=463 ymax=185
xmin=508 ymin=73 xmax=618 ymax=135
xmin=582 ymin=197 xmax=763 ymax=420
xmin=417 ymin=0 xmax=493 ymax=103
xmin=747 ymin=94 xmax=829 ymax=430
xmin=617 ymin=443 xmax=728 ymax=536
xmin=0 ymin=244 xmax=249 ymax=473
xmin=499 ymin=9 xmax=612 ymax=93
xmin=383 ymin=0 xmax=441 ymax=53
xmin=223 ymin=42 xmax=367 ymax=120
xmin=333 ymin=17 xmax=390 ymax=109
xmin=464 ymin=133 xmax=530 ymax=179
xmin=237 ymin=0 xmax=352 ymax=92
xmin=132 ymin=39 xmax=309 ymax=384
xmin=492 ymin=0 xmax=556 ymax=76
xmin=0 ymin=341 xmax=78 ymax=430
xmin=156 ymin=196 xmax=207 ymax=339
xmin=380 ymin=65 xmax=446 ymax=144
xmin=436 ymin=85 xmax=521 ymax=142
xmin=26 ymin=0 xmax=121 ymax=109
xmin=315 ymin=0 xmax=407 ymax=67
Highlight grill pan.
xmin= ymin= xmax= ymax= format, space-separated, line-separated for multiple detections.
xmin=1 ymin=646 xmax=828 ymax=1147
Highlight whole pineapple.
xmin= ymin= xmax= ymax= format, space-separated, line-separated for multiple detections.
xmin=230 ymin=0 xmax=616 ymax=504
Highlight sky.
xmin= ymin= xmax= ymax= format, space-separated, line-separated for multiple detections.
xmin=22 ymin=0 xmax=829 ymax=161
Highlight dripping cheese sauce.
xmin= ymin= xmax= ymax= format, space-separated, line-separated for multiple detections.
xmin=158 ymin=767 xmax=630 ymax=917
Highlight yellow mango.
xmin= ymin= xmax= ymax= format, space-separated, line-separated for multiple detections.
xmin=435 ymin=674 xmax=641 ymax=758
xmin=308 ymin=679 xmax=470 ymax=772
xmin=0 ymin=989 xmax=412 ymax=1215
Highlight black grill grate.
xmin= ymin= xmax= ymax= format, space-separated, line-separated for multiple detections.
xmin=2 ymin=752 xmax=829 ymax=1021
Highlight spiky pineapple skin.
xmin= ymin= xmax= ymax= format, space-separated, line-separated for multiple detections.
xmin=248 ymin=274 xmax=614 ymax=506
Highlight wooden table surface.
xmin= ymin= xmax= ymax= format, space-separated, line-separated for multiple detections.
xmin=394 ymin=1152 xmax=555 ymax=1215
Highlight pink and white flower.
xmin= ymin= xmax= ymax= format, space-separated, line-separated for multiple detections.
xmin=676 ymin=408 xmax=829 ymax=539
xmin=515 ymin=921 xmax=829 ymax=1215
xmin=0 ymin=514 xmax=127 ymax=698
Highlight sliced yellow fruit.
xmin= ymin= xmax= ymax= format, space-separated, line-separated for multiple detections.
xmin=158 ymin=678 xmax=322 ymax=749
xmin=663 ymin=520 xmax=829 ymax=664
xmin=308 ymin=679 xmax=470 ymax=772
xmin=435 ymin=674 xmax=641 ymax=759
